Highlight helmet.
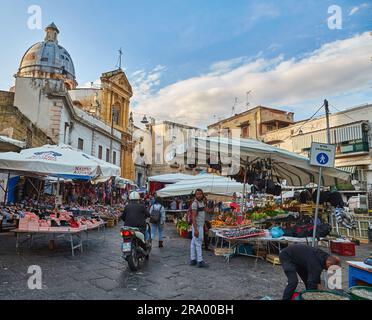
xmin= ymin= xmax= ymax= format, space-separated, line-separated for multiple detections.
xmin=129 ymin=191 xmax=140 ymax=200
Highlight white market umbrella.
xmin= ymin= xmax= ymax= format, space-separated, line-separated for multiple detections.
xmin=0 ymin=144 xmax=120 ymax=180
xmin=148 ymin=173 xmax=194 ymax=184
xmin=157 ymin=175 xmax=247 ymax=197
xmin=157 ymin=181 xmax=245 ymax=197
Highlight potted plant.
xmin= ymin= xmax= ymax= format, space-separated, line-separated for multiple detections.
xmin=176 ymin=220 xmax=189 ymax=238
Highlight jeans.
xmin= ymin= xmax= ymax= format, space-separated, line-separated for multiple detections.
xmin=190 ymin=225 xmax=204 ymax=263
xmin=151 ymin=223 xmax=164 ymax=241
xmin=279 ymin=252 xmax=309 ymax=300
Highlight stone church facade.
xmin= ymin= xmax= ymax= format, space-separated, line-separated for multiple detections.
xmin=0 ymin=23 xmax=134 ymax=179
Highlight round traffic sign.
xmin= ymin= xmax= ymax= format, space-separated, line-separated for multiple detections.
xmin=316 ymin=153 xmax=329 ymax=165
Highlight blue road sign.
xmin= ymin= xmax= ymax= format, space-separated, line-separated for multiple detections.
xmin=316 ymin=153 xmax=329 ymax=165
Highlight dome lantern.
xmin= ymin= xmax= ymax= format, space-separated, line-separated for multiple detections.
xmin=44 ymin=22 xmax=59 ymax=43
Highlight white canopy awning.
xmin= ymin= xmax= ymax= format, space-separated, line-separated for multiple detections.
xmin=148 ymin=173 xmax=194 ymax=184
xmin=0 ymin=145 xmax=120 ymax=180
xmin=157 ymin=175 xmax=246 ymax=197
xmin=171 ymin=137 xmax=350 ymax=186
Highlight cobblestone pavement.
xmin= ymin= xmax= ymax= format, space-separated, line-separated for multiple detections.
xmin=0 ymin=224 xmax=371 ymax=300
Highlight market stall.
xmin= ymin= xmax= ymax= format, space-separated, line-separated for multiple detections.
xmin=148 ymin=173 xmax=193 ymax=193
xmin=168 ymin=136 xmax=353 ymax=263
xmin=0 ymin=145 xmax=123 ymax=254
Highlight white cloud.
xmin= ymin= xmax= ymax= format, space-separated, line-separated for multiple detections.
xmin=132 ymin=32 xmax=372 ymax=128
xmin=130 ymin=65 xmax=166 ymax=105
xmin=349 ymin=7 xmax=359 ymax=16
xmin=349 ymin=3 xmax=369 ymax=16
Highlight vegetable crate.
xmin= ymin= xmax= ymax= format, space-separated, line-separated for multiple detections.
xmin=214 ymin=247 xmax=235 ymax=256
xmin=266 ymin=254 xmax=281 ymax=266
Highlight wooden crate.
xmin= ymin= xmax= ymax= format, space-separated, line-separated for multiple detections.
xmin=266 ymin=254 xmax=281 ymax=266
xmin=106 ymin=219 xmax=115 ymax=228
xmin=254 ymin=249 xmax=267 ymax=258
xmin=214 ymin=247 xmax=235 ymax=256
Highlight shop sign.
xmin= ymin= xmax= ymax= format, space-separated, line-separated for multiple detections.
xmin=73 ymin=166 xmax=93 ymax=175
xmin=27 ymin=151 xmax=62 ymax=161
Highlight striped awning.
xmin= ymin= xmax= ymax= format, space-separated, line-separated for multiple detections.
xmin=337 ymin=166 xmax=356 ymax=174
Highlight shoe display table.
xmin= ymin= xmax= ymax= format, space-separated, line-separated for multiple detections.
xmin=12 ymin=222 xmax=106 ymax=256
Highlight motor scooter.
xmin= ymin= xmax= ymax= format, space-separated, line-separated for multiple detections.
xmin=121 ymin=223 xmax=152 ymax=271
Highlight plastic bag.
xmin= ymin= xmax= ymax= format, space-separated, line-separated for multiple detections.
xmin=270 ymin=226 xmax=284 ymax=238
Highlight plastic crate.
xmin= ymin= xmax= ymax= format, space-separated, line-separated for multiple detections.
xmin=330 ymin=241 xmax=356 ymax=256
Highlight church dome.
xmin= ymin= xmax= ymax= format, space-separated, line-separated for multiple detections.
xmin=18 ymin=23 xmax=77 ymax=89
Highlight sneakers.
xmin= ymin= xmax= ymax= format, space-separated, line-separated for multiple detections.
xmin=189 ymin=260 xmax=197 ymax=266
xmin=197 ymin=261 xmax=209 ymax=268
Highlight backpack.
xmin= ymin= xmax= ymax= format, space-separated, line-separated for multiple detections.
xmin=315 ymin=223 xmax=332 ymax=238
xmin=150 ymin=204 xmax=162 ymax=224
xmin=186 ymin=207 xmax=193 ymax=225
xmin=187 ymin=201 xmax=199 ymax=225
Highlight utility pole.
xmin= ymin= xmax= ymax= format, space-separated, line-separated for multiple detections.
xmin=312 ymin=99 xmax=332 ymax=247
xmin=324 ymin=99 xmax=331 ymax=144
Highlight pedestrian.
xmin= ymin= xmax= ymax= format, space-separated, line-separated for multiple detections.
xmin=279 ymin=244 xmax=341 ymax=300
xmin=170 ymin=198 xmax=177 ymax=211
xmin=190 ymin=189 xmax=214 ymax=268
xmin=150 ymin=197 xmax=166 ymax=248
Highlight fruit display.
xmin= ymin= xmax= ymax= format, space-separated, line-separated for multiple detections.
xmin=220 ymin=227 xmax=265 ymax=239
xmin=210 ymin=212 xmax=252 ymax=229
xmin=251 ymin=212 xmax=268 ymax=221
xmin=210 ymin=202 xmax=300 ymax=229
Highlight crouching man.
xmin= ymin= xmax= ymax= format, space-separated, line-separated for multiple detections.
xmin=279 ymin=244 xmax=340 ymax=300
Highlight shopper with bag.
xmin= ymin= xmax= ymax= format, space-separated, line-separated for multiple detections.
xmin=150 ymin=197 xmax=166 ymax=248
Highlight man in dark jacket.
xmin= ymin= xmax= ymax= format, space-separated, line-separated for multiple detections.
xmin=279 ymin=244 xmax=340 ymax=300
xmin=121 ymin=191 xmax=150 ymax=235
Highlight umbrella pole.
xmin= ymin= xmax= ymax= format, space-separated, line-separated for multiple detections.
xmin=3 ymin=172 xmax=10 ymax=206
xmin=312 ymin=167 xmax=323 ymax=247
xmin=55 ymin=178 xmax=60 ymax=209
xmin=242 ymin=157 xmax=248 ymax=211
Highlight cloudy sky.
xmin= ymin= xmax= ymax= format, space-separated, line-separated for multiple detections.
xmin=0 ymin=0 xmax=371 ymax=127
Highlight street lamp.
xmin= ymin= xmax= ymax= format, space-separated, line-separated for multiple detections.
xmin=141 ymin=115 xmax=149 ymax=124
